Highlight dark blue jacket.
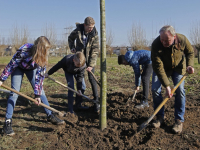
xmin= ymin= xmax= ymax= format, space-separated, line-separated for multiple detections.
xmin=125 ymin=50 xmax=151 ymax=86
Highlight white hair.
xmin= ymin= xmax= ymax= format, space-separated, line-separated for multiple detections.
xmin=159 ymin=25 xmax=176 ymax=36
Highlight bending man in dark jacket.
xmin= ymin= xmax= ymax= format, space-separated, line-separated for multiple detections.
xmin=68 ymin=16 xmax=100 ymax=113
xmin=45 ymin=52 xmax=87 ymax=114
xmin=151 ymin=25 xmax=194 ymax=134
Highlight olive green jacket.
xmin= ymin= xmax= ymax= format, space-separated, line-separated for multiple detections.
xmin=151 ymin=33 xmax=194 ymax=87
xmin=68 ymin=23 xmax=100 ymax=67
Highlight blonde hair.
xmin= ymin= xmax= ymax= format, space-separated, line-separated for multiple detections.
xmin=31 ymin=36 xmax=50 ymax=67
xmin=74 ymin=52 xmax=85 ymax=67
xmin=159 ymin=25 xmax=176 ymax=36
xmin=84 ymin=17 xmax=95 ymax=25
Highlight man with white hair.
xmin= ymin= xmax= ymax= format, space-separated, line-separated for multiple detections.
xmin=151 ymin=25 xmax=194 ymax=133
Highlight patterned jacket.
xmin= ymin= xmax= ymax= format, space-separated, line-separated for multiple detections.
xmin=0 ymin=43 xmax=46 ymax=96
xmin=48 ymin=54 xmax=86 ymax=90
xmin=68 ymin=23 xmax=100 ymax=67
xmin=151 ymin=33 xmax=194 ymax=87
xmin=125 ymin=50 xmax=152 ymax=87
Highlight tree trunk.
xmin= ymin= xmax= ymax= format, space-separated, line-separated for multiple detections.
xmin=100 ymin=0 xmax=107 ymax=130
xmin=198 ymin=49 xmax=200 ymax=64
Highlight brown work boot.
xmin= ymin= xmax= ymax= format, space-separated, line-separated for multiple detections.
xmin=152 ymin=115 xmax=164 ymax=128
xmin=172 ymin=119 xmax=183 ymax=134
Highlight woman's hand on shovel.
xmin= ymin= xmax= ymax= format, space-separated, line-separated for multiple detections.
xmin=0 ymin=81 xmax=2 ymax=86
xmin=34 ymin=98 xmax=41 ymax=106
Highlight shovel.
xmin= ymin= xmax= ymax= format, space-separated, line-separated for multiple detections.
xmin=1 ymin=84 xmax=65 ymax=117
xmin=126 ymin=90 xmax=137 ymax=105
xmin=131 ymin=90 xmax=137 ymax=102
xmin=88 ymin=71 xmax=101 ymax=87
xmin=137 ymin=73 xmax=187 ymax=133
xmin=47 ymin=76 xmax=97 ymax=103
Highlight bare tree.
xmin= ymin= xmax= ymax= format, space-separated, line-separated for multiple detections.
xmin=106 ymin=29 xmax=114 ymax=57
xmin=128 ymin=23 xmax=148 ymax=50
xmin=42 ymin=23 xmax=57 ymax=48
xmin=9 ymin=24 xmax=30 ymax=54
xmin=21 ymin=25 xmax=29 ymax=45
xmin=190 ymin=21 xmax=200 ymax=64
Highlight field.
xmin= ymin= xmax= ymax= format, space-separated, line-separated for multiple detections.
xmin=0 ymin=56 xmax=200 ymax=149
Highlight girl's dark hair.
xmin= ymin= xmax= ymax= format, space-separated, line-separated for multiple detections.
xmin=30 ymin=36 xmax=51 ymax=67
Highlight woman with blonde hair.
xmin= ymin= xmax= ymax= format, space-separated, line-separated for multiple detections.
xmin=0 ymin=36 xmax=64 ymax=136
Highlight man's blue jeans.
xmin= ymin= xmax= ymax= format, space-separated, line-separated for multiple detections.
xmin=151 ymin=71 xmax=186 ymax=122
xmin=65 ymin=72 xmax=86 ymax=113
xmin=6 ymin=67 xmax=52 ymax=119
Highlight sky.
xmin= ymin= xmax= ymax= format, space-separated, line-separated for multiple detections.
xmin=0 ymin=0 xmax=200 ymax=47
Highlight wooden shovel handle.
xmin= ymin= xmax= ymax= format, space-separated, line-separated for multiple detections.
xmin=88 ymin=71 xmax=101 ymax=86
xmin=47 ymin=76 xmax=95 ymax=103
xmin=153 ymin=74 xmax=187 ymax=116
xmin=1 ymin=84 xmax=65 ymax=117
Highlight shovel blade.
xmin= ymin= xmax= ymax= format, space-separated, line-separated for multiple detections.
xmin=137 ymin=121 xmax=148 ymax=133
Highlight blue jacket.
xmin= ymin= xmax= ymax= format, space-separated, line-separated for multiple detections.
xmin=125 ymin=50 xmax=151 ymax=86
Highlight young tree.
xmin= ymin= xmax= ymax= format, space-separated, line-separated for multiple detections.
xmin=100 ymin=0 xmax=107 ymax=131
xmin=190 ymin=21 xmax=200 ymax=64
xmin=128 ymin=23 xmax=148 ymax=50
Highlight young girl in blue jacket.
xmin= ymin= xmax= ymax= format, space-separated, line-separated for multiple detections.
xmin=118 ymin=50 xmax=153 ymax=109
xmin=0 ymin=36 xmax=64 ymax=136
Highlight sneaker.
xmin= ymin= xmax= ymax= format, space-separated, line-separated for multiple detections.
xmin=93 ymin=100 xmax=100 ymax=113
xmin=47 ymin=113 xmax=65 ymax=125
xmin=2 ymin=119 xmax=15 ymax=136
xmin=135 ymin=101 xmax=149 ymax=109
xmin=172 ymin=119 xmax=183 ymax=134
xmin=152 ymin=115 xmax=164 ymax=128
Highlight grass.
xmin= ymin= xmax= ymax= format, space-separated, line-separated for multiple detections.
xmin=0 ymin=56 xmax=199 ymax=149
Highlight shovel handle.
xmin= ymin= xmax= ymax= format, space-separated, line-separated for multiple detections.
xmin=88 ymin=71 xmax=101 ymax=86
xmin=47 ymin=76 xmax=94 ymax=102
xmin=152 ymin=74 xmax=187 ymax=117
xmin=146 ymin=73 xmax=187 ymax=125
xmin=138 ymin=73 xmax=187 ymax=132
xmin=132 ymin=90 xmax=137 ymax=102
xmin=1 ymin=84 xmax=65 ymax=117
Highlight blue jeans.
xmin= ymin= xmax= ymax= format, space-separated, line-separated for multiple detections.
xmin=151 ymin=71 xmax=186 ymax=122
xmin=6 ymin=67 xmax=52 ymax=119
xmin=65 ymin=72 xmax=86 ymax=113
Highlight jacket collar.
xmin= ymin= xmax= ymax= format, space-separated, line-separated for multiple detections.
xmin=174 ymin=34 xmax=181 ymax=50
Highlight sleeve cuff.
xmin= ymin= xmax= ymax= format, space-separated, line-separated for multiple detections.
xmin=35 ymin=95 xmax=40 ymax=98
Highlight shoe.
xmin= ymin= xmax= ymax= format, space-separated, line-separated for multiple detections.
xmin=172 ymin=119 xmax=183 ymax=134
xmin=2 ymin=119 xmax=15 ymax=136
xmin=152 ymin=115 xmax=164 ymax=128
xmin=135 ymin=101 xmax=149 ymax=109
xmin=93 ymin=102 xmax=100 ymax=113
xmin=47 ymin=113 xmax=65 ymax=125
